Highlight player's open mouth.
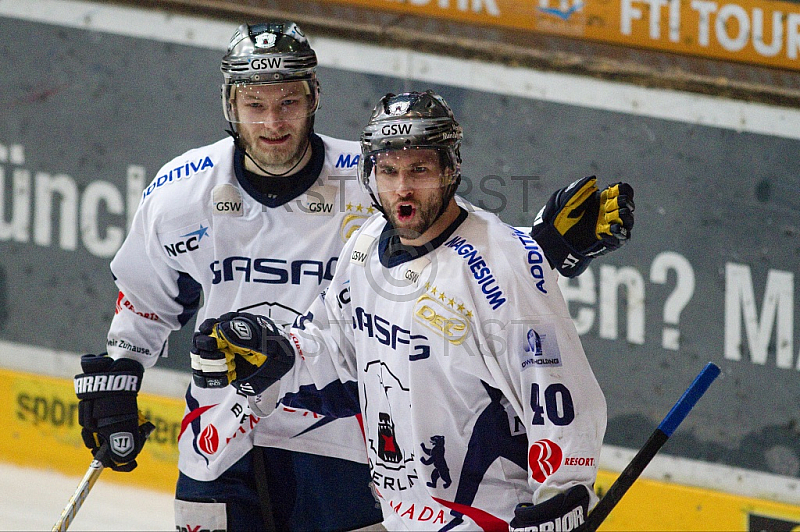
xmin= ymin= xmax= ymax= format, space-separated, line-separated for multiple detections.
xmin=261 ymin=134 xmax=290 ymax=145
xmin=397 ymin=204 xmax=415 ymax=221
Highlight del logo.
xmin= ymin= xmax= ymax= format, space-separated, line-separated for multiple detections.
xmin=413 ymin=294 xmax=471 ymax=346
xmin=529 ymin=439 xmax=563 ymax=483
xmin=520 ymin=325 xmax=562 ymax=369
xmin=254 ymin=32 xmax=276 ymax=48
xmin=388 ymin=101 xmax=411 ymax=115
xmin=164 ymin=225 xmax=209 ymax=256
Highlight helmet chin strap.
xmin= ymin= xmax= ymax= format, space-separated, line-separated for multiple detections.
xmin=435 ymin=176 xmax=460 ymax=220
xmin=226 ymin=127 xmax=311 ymax=177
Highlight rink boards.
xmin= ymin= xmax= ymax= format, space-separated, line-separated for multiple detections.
xmin=2 ymin=365 xmax=799 ymax=530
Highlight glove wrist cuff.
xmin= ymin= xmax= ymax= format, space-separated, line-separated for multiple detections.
xmin=530 ymin=223 xmax=590 ymax=277
xmin=233 ymin=337 xmax=295 ymax=396
xmin=74 ymin=356 xmax=144 ymax=399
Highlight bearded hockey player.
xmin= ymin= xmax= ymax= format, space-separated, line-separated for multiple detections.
xmin=192 ymin=90 xmax=609 ymax=531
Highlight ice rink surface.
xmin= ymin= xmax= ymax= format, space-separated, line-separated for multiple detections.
xmin=1 ymin=462 xmax=174 ymax=531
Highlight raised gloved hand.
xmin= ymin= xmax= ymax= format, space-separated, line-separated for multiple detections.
xmin=191 ymin=311 xmax=295 ymax=396
xmin=510 ymin=484 xmax=591 ymax=532
xmin=532 ymin=176 xmax=635 ymax=277
xmin=75 ymin=354 xmax=155 ymax=472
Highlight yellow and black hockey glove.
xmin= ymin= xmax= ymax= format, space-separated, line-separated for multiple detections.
xmin=191 ymin=312 xmax=295 ymax=396
xmin=532 ymin=176 xmax=635 ymax=277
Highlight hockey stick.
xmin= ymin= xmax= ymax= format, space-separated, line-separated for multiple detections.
xmin=580 ymin=361 xmax=721 ymax=532
xmin=52 ymin=422 xmax=155 ymax=532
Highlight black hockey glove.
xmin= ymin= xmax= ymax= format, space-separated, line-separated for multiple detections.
xmin=510 ymin=484 xmax=591 ymax=532
xmin=532 ymin=176 xmax=635 ymax=277
xmin=191 ymin=312 xmax=295 ymax=396
xmin=75 ymin=354 xmax=155 ymax=472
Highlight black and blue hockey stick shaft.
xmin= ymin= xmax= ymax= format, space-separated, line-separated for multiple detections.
xmin=581 ymin=361 xmax=722 ymax=532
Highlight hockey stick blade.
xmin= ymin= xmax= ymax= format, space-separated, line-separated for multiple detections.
xmin=52 ymin=422 xmax=155 ymax=532
xmin=579 ymin=361 xmax=721 ymax=532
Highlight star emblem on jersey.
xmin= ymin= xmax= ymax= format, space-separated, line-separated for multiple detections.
xmin=231 ymin=319 xmax=252 ymax=340
xmin=180 ymin=224 xmax=209 ymax=242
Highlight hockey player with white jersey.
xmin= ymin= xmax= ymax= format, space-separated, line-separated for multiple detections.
xmin=192 ymin=91 xmax=609 ymax=531
xmin=73 ymin=23 xmax=632 ymax=532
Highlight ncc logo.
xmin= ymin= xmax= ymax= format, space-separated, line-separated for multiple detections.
xmin=164 ymin=225 xmax=209 ymax=257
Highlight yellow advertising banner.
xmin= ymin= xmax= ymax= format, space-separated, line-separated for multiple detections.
xmin=594 ymin=470 xmax=800 ymax=530
xmin=320 ymin=0 xmax=800 ymax=71
xmin=0 ymin=368 xmax=183 ymax=493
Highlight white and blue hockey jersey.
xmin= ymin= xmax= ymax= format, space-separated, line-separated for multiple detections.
xmin=274 ymin=206 xmax=607 ymax=530
xmin=107 ymin=134 xmax=374 ymax=481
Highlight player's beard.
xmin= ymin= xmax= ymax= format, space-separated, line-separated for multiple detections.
xmin=238 ymin=117 xmax=313 ymax=174
xmin=381 ymin=190 xmax=444 ymax=242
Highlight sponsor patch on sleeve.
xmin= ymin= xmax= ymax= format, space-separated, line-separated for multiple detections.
xmin=519 ymin=323 xmax=562 ymax=369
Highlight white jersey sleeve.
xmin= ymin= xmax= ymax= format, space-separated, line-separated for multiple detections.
xmin=470 ymin=220 xmax=606 ymax=507
xmin=106 ymin=145 xmax=214 ymax=366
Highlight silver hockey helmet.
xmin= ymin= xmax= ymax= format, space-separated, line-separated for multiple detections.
xmin=221 ymin=22 xmax=320 ymax=125
xmin=358 ymin=90 xmax=463 ymax=209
